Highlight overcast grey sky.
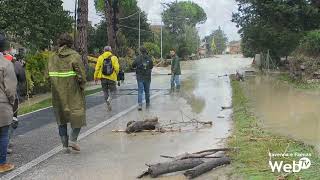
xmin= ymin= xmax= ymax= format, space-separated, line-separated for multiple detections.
xmin=62 ymin=0 xmax=240 ymax=40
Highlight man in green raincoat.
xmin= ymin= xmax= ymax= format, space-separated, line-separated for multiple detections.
xmin=48 ymin=33 xmax=86 ymax=152
xmin=170 ymin=49 xmax=181 ymax=92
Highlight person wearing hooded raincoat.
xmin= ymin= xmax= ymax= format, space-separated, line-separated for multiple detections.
xmin=48 ymin=33 xmax=86 ymax=152
xmin=0 ymin=34 xmax=17 ymax=172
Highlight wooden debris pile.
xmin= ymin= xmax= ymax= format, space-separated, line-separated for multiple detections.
xmin=138 ymin=148 xmax=236 ymax=179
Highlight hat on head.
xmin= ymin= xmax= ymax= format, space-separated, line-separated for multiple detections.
xmin=140 ymin=46 xmax=147 ymax=54
xmin=104 ymin=46 xmax=112 ymax=52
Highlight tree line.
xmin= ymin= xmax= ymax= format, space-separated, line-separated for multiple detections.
xmin=92 ymin=0 xmax=209 ymax=59
xmin=233 ymin=0 xmax=320 ymax=60
xmin=0 ymin=0 xmax=216 ymax=95
xmin=0 ymin=0 xmax=233 ymax=60
xmin=204 ymin=26 xmax=228 ymax=55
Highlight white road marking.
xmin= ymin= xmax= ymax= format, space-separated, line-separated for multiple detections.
xmin=18 ymin=106 xmax=52 ymax=118
xmin=2 ymin=92 xmax=161 ymax=180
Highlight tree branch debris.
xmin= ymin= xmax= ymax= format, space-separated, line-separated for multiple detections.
xmin=112 ymin=116 xmax=213 ymax=134
xmin=137 ymin=148 xmax=237 ymax=179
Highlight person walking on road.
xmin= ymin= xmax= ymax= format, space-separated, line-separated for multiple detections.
xmin=0 ymin=34 xmax=17 ymax=172
xmin=132 ymin=47 xmax=153 ymax=111
xmin=170 ymin=49 xmax=181 ymax=92
xmin=4 ymin=55 xmax=26 ymax=154
xmin=94 ymin=46 xmax=119 ymax=111
xmin=48 ymin=33 xmax=87 ymax=153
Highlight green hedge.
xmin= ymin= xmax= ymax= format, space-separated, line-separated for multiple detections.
xmin=298 ymin=30 xmax=320 ymax=56
xmin=26 ymin=51 xmax=53 ymax=95
xmin=119 ymin=56 xmax=134 ymax=72
xmin=25 ymin=51 xmax=139 ymax=95
xmin=144 ymin=42 xmax=160 ymax=58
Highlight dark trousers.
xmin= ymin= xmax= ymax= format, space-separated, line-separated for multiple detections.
xmin=9 ymin=98 xmax=19 ymax=139
xmin=0 ymin=126 xmax=9 ymax=164
xmin=101 ymin=79 xmax=117 ymax=103
xmin=137 ymin=79 xmax=151 ymax=105
xmin=170 ymin=75 xmax=181 ymax=90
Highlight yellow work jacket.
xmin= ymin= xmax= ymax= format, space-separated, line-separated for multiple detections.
xmin=94 ymin=51 xmax=120 ymax=81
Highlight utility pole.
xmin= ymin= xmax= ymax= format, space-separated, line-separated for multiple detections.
xmin=160 ymin=21 xmax=163 ymax=60
xmin=74 ymin=0 xmax=78 ymax=46
xmin=138 ymin=11 xmax=141 ymax=51
xmin=196 ymin=26 xmax=200 ymax=56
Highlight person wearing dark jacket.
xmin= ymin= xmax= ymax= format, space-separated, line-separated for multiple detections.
xmin=132 ymin=47 xmax=153 ymax=111
xmin=0 ymin=34 xmax=17 ymax=173
xmin=170 ymin=49 xmax=181 ymax=92
xmin=13 ymin=59 xmax=26 ymax=101
xmin=6 ymin=58 xmax=26 ymax=154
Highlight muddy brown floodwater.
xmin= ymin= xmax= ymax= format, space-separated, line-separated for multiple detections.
xmin=245 ymin=75 xmax=320 ymax=151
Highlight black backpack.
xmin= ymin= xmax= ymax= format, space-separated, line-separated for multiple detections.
xmin=102 ymin=55 xmax=114 ymax=76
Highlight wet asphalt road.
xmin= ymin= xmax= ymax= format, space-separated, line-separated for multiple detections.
xmin=14 ymin=88 xmax=163 ymax=136
xmin=6 ymin=77 xmax=167 ymax=174
xmin=3 ymin=55 xmax=252 ymax=180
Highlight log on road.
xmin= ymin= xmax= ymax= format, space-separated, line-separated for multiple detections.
xmin=184 ymin=157 xmax=231 ymax=179
xmin=168 ymin=151 xmax=217 ymax=161
xmin=141 ymin=159 xmax=205 ymax=178
xmin=161 ymin=148 xmax=237 ymax=161
xmin=126 ymin=117 xmax=159 ymax=134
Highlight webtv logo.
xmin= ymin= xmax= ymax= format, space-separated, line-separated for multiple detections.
xmin=269 ymin=157 xmax=311 ymax=173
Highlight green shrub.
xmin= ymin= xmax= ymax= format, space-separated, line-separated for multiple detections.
xmin=144 ymin=42 xmax=160 ymax=58
xmin=298 ymin=30 xmax=320 ymax=56
xmin=119 ymin=56 xmax=134 ymax=72
xmin=26 ymin=51 xmax=53 ymax=95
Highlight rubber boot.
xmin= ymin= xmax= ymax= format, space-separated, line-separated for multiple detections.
xmin=146 ymin=103 xmax=150 ymax=109
xmin=146 ymin=96 xmax=150 ymax=109
xmin=176 ymin=85 xmax=181 ymax=92
xmin=106 ymin=96 xmax=112 ymax=111
xmin=60 ymin=136 xmax=70 ymax=153
xmin=170 ymin=85 xmax=175 ymax=94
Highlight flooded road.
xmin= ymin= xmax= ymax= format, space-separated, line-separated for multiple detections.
xmin=245 ymin=75 xmax=320 ymax=151
xmin=15 ymin=55 xmax=252 ymax=180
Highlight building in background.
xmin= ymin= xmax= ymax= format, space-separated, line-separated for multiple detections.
xmin=227 ymin=41 xmax=241 ymax=54
xmin=150 ymin=25 xmax=163 ymax=34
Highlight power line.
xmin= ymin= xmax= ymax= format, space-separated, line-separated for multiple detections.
xmin=119 ymin=11 xmax=139 ymax=20
xmin=118 ymin=24 xmax=154 ymax=33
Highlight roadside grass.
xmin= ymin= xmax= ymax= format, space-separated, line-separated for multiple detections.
xmin=228 ymin=80 xmax=320 ymax=180
xmin=19 ymin=87 xmax=102 ymax=116
xmin=278 ymin=73 xmax=320 ymax=89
